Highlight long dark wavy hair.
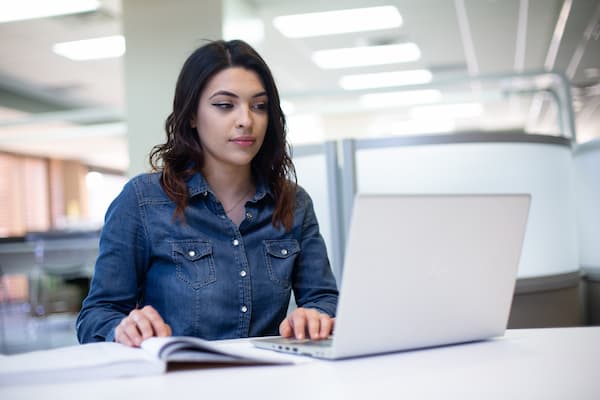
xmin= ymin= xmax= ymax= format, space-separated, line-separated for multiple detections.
xmin=149 ymin=40 xmax=297 ymax=230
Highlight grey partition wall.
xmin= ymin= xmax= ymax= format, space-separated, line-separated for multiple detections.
xmin=291 ymin=142 xmax=343 ymax=280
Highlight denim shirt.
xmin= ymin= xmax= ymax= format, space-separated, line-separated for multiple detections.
xmin=76 ymin=172 xmax=338 ymax=343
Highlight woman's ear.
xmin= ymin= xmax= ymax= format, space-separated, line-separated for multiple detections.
xmin=190 ymin=118 xmax=196 ymax=128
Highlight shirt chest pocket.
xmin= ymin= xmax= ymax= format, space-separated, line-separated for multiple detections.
xmin=263 ymin=239 xmax=300 ymax=288
xmin=172 ymin=240 xmax=216 ymax=289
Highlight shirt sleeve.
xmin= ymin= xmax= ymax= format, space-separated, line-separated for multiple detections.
xmin=291 ymin=187 xmax=339 ymax=317
xmin=76 ymin=178 xmax=149 ymax=343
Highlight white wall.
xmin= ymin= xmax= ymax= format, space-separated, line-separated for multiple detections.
xmin=353 ymin=141 xmax=578 ymax=278
xmin=123 ymin=0 xmax=223 ymax=176
xmin=294 ymin=151 xmax=337 ymax=277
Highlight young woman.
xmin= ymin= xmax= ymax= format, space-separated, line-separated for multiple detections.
xmin=76 ymin=40 xmax=338 ymax=347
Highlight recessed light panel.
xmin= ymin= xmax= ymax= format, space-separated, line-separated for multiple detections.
xmin=53 ymin=35 xmax=125 ymax=61
xmin=273 ymin=6 xmax=402 ymax=38
xmin=0 ymin=0 xmax=99 ymax=23
xmin=312 ymin=43 xmax=421 ymax=69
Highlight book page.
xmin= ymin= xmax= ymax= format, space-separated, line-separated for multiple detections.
xmin=0 ymin=342 xmax=165 ymax=386
xmin=142 ymin=336 xmax=303 ymax=365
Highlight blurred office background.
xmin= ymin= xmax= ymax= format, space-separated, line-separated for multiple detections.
xmin=0 ymin=0 xmax=599 ymax=354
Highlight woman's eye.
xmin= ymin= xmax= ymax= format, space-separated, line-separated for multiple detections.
xmin=253 ymin=102 xmax=267 ymax=111
xmin=212 ymin=103 xmax=233 ymax=109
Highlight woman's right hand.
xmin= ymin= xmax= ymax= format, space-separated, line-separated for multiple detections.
xmin=114 ymin=305 xmax=172 ymax=347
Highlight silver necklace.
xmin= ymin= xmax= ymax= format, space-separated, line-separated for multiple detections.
xmin=224 ymin=187 xmax=253 ymax=214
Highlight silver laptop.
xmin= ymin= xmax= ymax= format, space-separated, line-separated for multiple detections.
xmin=252 ymin=193 xmax=531 ymax=359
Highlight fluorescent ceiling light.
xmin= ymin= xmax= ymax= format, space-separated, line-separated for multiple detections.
xmin=53 ymin=35 xmax=125 ymax=61
xmin=410 ymin=103 xmax=484 ymax=119
xmin=340 ymin=69 xmax=432 ymax=90
xmin=0 ymin=0 xmax=99 ymax=23
xmin=273 ymin=6 xmax=402 ymax=38
xmin=360 ymin=89 xmax=442 ymax=108
xmin=312 ymin=43 xmax=420 ymax=69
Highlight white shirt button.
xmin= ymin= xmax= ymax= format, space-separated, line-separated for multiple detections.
xmin=240 ymin=270 xmax=247 ymax=277
xmin=233 ymin=239 xmax=239 ymax=246
xmin=241 ymin=305 xmax=248 ymax=313
xmin=246 ymin=212 xmax=253 ymax=220
xmin=188 ymin=250 xmax=196 ymax=257
xmin=281 ymin=249 xmax=288 ymax=256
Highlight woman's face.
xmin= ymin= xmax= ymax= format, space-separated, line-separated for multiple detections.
xmin=194 ymin=67 xmax=268 ymax=173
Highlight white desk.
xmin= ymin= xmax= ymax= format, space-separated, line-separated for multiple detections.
xmin=1 ymin=327 xmax=598 ymax=400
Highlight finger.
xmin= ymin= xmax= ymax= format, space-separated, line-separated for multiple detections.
xmin=279 ymin=319 xmax=293 ymax=338
xmin=318 ymin=315 xmax=333 ymax=339
xmin=115 ymin=323 xmax=131 ymax=346
xmin=123 ymin=316 xmax=144 ymax=346
xmin=140 ymin=305 xmax=171 ymax=337
xmin=115 ymin=318 xmax=138 ymax=347
xmin=290 ymin=310 xmax=307 ymax=340
xmin=129 ymin=310 xmax=155 ymax=341
xmin=306 ymin=311 xmax=321 ymax=340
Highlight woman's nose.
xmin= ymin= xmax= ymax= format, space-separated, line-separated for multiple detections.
xmin=236 ymin=105 xmax=253 ymax=128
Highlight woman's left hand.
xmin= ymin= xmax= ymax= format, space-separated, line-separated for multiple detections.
xmin=279 ymin=307 xmax=335 ymax=340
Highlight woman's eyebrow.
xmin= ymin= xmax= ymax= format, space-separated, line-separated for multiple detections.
xmin=209 ymin=90 xmax=267 ymax=99
xmin=209 ymin=90 xmax=237 ymax=99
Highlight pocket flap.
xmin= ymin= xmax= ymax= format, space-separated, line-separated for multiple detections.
xmin=264 ymin=239 xmax=300 ymax=259
xmin=172 ymin=241 xmax=213 ymax=261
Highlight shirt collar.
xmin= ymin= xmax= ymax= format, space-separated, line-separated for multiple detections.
xmin=186 ymin=172 xmax=209 ymax=197
xmin=185 ymin=171 xmax=272 ymax=201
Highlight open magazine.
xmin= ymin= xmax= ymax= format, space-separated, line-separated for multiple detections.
xmin=0 ymin=336 xmax=297 ymax=386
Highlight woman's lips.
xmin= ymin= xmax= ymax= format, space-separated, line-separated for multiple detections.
xmin=230 ymin=137 xmax=256 ymax=147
